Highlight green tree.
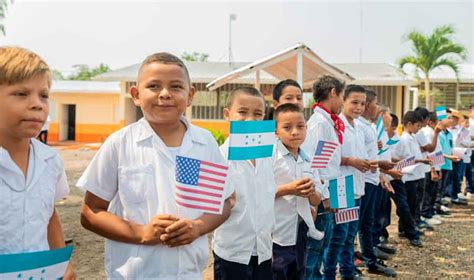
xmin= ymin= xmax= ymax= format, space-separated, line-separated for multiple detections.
xmin=181 ymin=52 xmax=209 ymax=62
xmin=0 ymin=0 xmax=12 ymax=35
xmin=399 ymin=25 xmax=467 ymax=110
xmin=68 ymin=63 xmax=111 ymax=80
xmin=52 ymin=70 xmax=65 ymax=80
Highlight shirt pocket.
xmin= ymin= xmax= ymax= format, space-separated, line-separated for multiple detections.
xmin=118 ymin=164 xmax=154 ymax=205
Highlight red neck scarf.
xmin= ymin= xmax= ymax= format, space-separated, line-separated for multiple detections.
xmin=312 ymin=102 xmax=345 ymax=144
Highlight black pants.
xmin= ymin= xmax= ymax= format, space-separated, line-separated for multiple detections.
xmin=390 ymin=180 xmax=419 ymax=240
xmin=421 ymin=172 xmax=440 ymax=218
xmin=414 ymin=178 xmax=425 ymax=225
xmin=214 ymin=252 xmax=272 ymax=280
xmin=373 ymin=185 xmax=391 ymax=244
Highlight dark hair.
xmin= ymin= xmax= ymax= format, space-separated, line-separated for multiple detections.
xmin=273 ymin=79 xmax=302 ymax=101
xmin=138 ymin=52 xmax=190 ymax=84
xmin=274 ymin=103 xmax=303 ymax=122
xmin=428 ymin=112 xmax=438 ymax=123
xmin=312 ymin=75 xmax=345 ymax=102
xmin=414 ymin=107 xmax=430 ymax=121
xmin=364 ymin=88 xmax=377 ymax=104
xmin=403 ymin=111 xmax=423 ymax=126
xmin=226 ymin=86 xmax=265 ymax=108
xmin=343 ymin=84 xmax=366 ymax=100
xmin=390 ymin=113 xmax=399 ymax=127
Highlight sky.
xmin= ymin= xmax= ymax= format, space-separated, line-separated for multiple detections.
xmin=1 ymin=0 xmax=472 ymax=73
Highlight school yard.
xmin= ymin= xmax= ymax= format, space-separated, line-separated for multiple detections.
xmin=56 ymin=148 xmax=474 ymax=279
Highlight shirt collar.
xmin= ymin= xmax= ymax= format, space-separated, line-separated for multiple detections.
xmin=276 ymin=140 xmax=308 ymax=163
xmin=136 ymin=116 xmax=207 ymax=145
xmin=358 ymin=116 xmax=372 ymax=126
xmin=314 ymin=106 xmax=334 ymax=125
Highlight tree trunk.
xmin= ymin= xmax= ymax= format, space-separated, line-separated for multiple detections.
xmin=424 ymin=75 xmax=432 ymax=110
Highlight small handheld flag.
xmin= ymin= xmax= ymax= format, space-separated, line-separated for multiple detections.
xmin=378 ymin=135 xmax=400 ymax=155
xmin=228 ymin=120 xmax=276 ymax=160
xmin=311 ymin=140 xmax=338 ymax=169
xmin=427 ymin=151 xmax=444 ymax=168
xmin=395 ymin=156 xmax=416 ymax=171
xmin=335 ymin=206 xmax=360 ymax=224
xmin=376 ymin=115 xmax=385 ymax=141
xmin=175 ymin=156 xmax=228 ymax=214
xmin=436 ymin=106 xmax=447 ymax=121
xmin=0 ymin=246 xmax=73 ymax=279
xmin=329 ymin=175 xmax=355 ymax=209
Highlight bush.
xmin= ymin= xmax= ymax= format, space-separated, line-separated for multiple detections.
xmin=209 ymin=129 xmax=226 ymax=146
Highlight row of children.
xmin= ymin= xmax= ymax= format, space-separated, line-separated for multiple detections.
xmin=1 ymin=46 xmax=471 ymax=280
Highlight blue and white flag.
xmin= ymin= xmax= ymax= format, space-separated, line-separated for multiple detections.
xmin=377 ymin=134 xmax=400 ymax=155
xmin=329 ymin=175 xmax=355 ymax=209
xmin=436 ymin=106 xmax=447 ymax=121
xmin=376 ymin=115 xmax=385 ymax=141
xmin=0 ymin=246 xmax=73 ymax=279
xmin=228 ymin=120 xmax=276 ymax=160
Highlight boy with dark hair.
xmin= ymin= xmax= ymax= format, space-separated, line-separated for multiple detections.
xmin=302 ymin=75 xmax=344 ymax=279
xmin=266 ymin=79 xmax=304 ymax=120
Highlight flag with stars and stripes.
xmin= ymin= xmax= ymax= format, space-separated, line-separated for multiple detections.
xmin=329 ymin=174 xmax=355 ymax=209
xmin=311 ymin=140 xmax=338 ymax=169
xmin=335 ymin=206 xmax=360 ymax=224
xmin=427 ymin=151 xmax=445 ymax=168
xmin=175 ymin=156 xmax=228 ymax=214
xmin=228 ymin=120 xmax=276 ymax=160
xmin=395 ymin=156 xmax=416 ymax=171
xmin=0 ymin=246 xmax=73 ymax=279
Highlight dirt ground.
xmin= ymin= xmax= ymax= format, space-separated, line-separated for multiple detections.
xmin=56 ymin=149 xmax=474 ymax=279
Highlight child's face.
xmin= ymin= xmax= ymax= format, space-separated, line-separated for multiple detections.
xmin=342 ymin=92 xmax=366 ymax=120
xmin=273 ymin=85 xmax=304 ymax=110
xmin=224 ymin=93 xmax=265 ymax=121
xmin=365 ymin=97 xmax=379 ymax=120
xmin=405 ymin=121 xmax=421 ymax=134
xmin=382 ymin=112 xmax=392 ymax=128
xmin=131 ymin=62 xmax=194 ymax=125
xmin=387 ymin=124 xmax=397 ymax=135
xmin=0 ymin=74 xmax=50 ymax=139
xmin=330 ymin=89 xmax=344 ymax=114
xmin=276 ymin=111 xmax=307 ymax=152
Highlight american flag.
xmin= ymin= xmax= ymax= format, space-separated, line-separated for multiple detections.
xmin=175 ymin=156 xmax=228 ymax=214
xmin=311 ymin=140 xmax=338 ymax=169
xmin=428 ymin=151 xmax=445 ymax=167
xmin=396 ymin=156 xmax=416 ymax=171
xmin=335 ymin=207 xmax=359 ymax=224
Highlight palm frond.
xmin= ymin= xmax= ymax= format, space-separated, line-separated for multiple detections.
xmin=431 ymin=58 xmax=461 ymax=80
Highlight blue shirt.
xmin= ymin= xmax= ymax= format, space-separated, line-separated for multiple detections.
xmin=439 ymin=130 xmax=453 ymax=170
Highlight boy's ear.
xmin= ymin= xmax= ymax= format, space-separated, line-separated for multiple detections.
xmin=272 ymin=100 xmax=279 ymax=109
xmin=329 ymin=88 xmax=337 ymax=99
xmin=223 ymin=107 xmax=230 ymax=121
xmin=187 ymin=86 xmax=195 ymax=107
xmin=130 ymin=86 xmax=140 ymax=106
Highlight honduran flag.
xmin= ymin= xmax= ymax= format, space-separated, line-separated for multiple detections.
xmin=329 ymin=174 xmax=355 ymax=209
xmin=436 ymin=105 xmax=447 ymax=121
xmin=228 ymin=120 xmax=276 ymax=160
xmin=377 ymin=135 xmax=400 ymax=155
xmin=0 ymin=246 xmax=73 ymax=279
xmin=376 ymin=115 xmax=385 ymax=141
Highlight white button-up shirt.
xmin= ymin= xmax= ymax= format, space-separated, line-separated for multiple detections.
xmin=77 ymin=117 xmax=230 ymax=280
xmin=0 ymin=139 xmax=69 ymax=254
xmin=414 ymin=129 xmax=431 ymax=173
xmin=301 ymin=107 xmax=342 ymax=199
xmin=449 ymin=125 xmax=472 ymax=162
xmin=213 ymin=138 xmax=277 ymax=265
xmin=339 ymin=114 xmax=367 ymax=199
xmin=272 ymin=141 xmax=323 ymax=246
xmin=356 ymin=116 xmax=380 ymax=185
xmin=392 ymin=131 xmax=425 ymax=182
xmin=421 ymin=126 xmax=442 ymax=171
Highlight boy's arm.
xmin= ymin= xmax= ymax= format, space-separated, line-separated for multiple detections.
xmin=308 ymin=191 xmax=322 ymax=206
xmin=48 ymin=209 xmax=76 ymax=280
xmin=80 ymin=191 xmax=178 ymax=245
xmin=160 ymin=196 xmax=234 ymax=247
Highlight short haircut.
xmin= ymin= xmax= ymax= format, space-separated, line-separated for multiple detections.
xmin=379 ymin=105 xmax=391 ymax=114
xmin=138 ymin=52 xmax=190 ymax=84
xmin=226 ymin=86 xmax=265 ymax=108
xmin=0 ymin=46 xmax=51 ymax=87
xmin=390 ymin=113 xmax=399 ymax=127
xmin=428 ymin=112 xmax=438 ymax=123
xmin=312 ymin=75 xmax=345 ymax=102
xmin=364 ymin=88 xmax=377 ymax=104
xmin=343 ymin=84 xmax=366 ymax=100
xmin=273 ymin=79 xmax=302 ymax=101
xmin=414 ymin=107 xmax=430 ymax=120
xmin=403 ymin=111 xmax=422 ymax=125
xmin=274 ymin=103 xmax=303 ymax=121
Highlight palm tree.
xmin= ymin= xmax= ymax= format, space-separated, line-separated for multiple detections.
xmin=0 ymin=0 xmax=12 ymax=36
xmin=399 ymin=25 xmax=467 ymax=110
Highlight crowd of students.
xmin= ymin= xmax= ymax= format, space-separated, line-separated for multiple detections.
xmin=0 ymin=46 xmax=472 ymax=280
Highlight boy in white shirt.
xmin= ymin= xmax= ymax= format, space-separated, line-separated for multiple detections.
xmin=213 ymin=86 xmax=277 ymax=280
xmin=272 ymin=103 xmax=323 ymax=280
xmin=448 ymin=110 xmax=470 ymax=204
xmin=322 ymin=85 xmax=370 ymax=280
xmin=0 ymin=47 xmax=74 ymax=278
xmin=301 ymin=75 xmax=345 ymax=280
xmin=78 ymin=53 xmax=234 ymax=279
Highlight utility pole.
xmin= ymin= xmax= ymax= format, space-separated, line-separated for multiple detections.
xmin=229 ymin=13 xmax=237 ymax=67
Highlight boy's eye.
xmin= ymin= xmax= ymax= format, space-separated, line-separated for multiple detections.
xmin=14 ymin=92 xmax=27 ymax=97
xmin=172 ymin=85 xmax=183 ymax=89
